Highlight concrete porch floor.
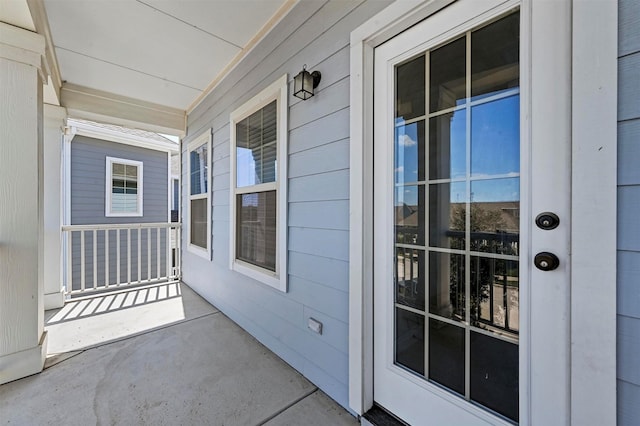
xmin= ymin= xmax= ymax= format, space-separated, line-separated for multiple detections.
xmin=0 ymin=282 xmax=358 ymax=426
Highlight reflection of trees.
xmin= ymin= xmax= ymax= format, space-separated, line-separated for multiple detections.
xmin=450 ymin=204 xmax=518 ymax=255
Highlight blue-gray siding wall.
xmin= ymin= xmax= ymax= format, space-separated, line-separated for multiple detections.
xmin=182 ymin=0 xmax=392 ymax=410
xmin=618 ymin=0 xmax=640 ymax=424
xmin=71 ymin=135 xmax=169 ymax=225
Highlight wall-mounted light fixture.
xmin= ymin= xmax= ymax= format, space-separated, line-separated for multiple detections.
xmin=293 ymin=65 xmax=321 ymax=100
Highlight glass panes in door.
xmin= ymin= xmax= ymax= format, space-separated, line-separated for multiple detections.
xmin=393 ymin=12 xmax=520 ymax=423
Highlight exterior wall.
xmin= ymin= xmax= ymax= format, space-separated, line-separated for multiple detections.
xmin=70 ymin=135 xmax=169 ymax=225
xmin=618 ymin=1 xmax=640 ymax=424
xmin=183 ymin=0 xmax=392 ymax=410
xmin=69 ymin=135 xmax=170 ymax=289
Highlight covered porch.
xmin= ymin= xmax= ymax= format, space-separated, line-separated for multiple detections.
xmin=0 ymin=281 xmax=356 ymax=425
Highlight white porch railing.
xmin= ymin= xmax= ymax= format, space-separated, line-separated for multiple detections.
xmin=62 ymin=222 xmax=181 ymax=297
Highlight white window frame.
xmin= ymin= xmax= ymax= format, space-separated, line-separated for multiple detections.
xmin=187 ymin=130 xmax=211 ymax=259
xmin=105 ymin=156 xmax=143 ymax=217
xmin=229 ymin=74 xmax=288 ymax=292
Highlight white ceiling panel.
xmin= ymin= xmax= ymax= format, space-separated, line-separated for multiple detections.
xmin=143 ymin=0 xmax=287 ymax=47
xmin=44 ymin=0 xmax=241 ymax=90
xmin=56 ymin=47 xmax=200 ymax=108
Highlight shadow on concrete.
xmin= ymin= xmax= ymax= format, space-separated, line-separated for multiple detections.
xmin=46 ymin=281 xmax=183 ymax=325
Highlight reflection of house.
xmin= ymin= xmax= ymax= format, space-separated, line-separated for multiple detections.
xmin=0 ymin=1 xmax=633 ymax=425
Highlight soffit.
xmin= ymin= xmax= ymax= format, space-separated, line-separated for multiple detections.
xmin=42 ymin=0 xmax=290 ymax=111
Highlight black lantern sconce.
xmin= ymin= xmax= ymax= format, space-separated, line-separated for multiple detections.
xmin=293 ymin=65 xmax=321 ymax=100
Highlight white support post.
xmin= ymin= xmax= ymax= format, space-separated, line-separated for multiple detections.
xmin=43 ymin=104 xmax=67 ymax=309
xmin=0 ymin=23 xmax=48 ymax=384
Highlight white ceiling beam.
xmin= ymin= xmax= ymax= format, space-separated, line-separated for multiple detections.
xmin=26 ymin=0 xmax=61 ymax=104
xmin=61 ymin=83 xmax=185 ymax=136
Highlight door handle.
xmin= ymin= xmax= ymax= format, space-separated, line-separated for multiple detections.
xmin=534 ymin=252 xmax=560 ymax=271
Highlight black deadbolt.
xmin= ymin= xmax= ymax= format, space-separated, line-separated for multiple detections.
xmin=534 ymin=252 xmax=560 ymax=271
xmin=535 ymin=212 xmax=560 ymax=230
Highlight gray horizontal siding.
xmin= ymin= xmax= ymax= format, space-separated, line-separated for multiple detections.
xmin=71 ymin=135 xmax=169 ymax=225
xmin=181 ymin=0 xmax=392 ymax=410
xmin=617 ymin=1 xmax=640 ymax=422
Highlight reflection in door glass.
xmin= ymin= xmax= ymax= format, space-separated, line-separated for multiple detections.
xmin=429 ymin=109 xmax=466 ymax=180
xmin=396 ymin=247 xmax=425 ymax=311
xmin=470 ymin=178 xmax=520 ymax=255
xmin=396 ymin=56 xmax=425 ymax=121
xmin=430 ymin=36 xmax=466 ymax=112
xmin=471 ymin=95 xmax=520 ymax=177
xmin=392 ymin=11 xmax=521 ymax=423
xmin=395 ymin=121 xmax=425 ymax=184
xmin=395 ymin=185 xmax=425 ymax=246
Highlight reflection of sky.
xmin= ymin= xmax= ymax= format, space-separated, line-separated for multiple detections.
xmin=471 ymin=178 xmax=519 ymax=202
xmin=395 ymin=123 xmax=420 ymax=183
xmin=394 ymin=93 xmax=520 ymax=205
xmin=396 ymin=178 xmax=519 ymax=206
xmin=237 ymin=147 xmax=256 ymax=187
xmin=470 ymin=95 xmax=519 ymax=176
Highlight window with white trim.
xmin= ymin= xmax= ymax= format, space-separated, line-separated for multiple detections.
xmin=188 ymin=131 xmax=211 ymax=258
xmin=105 ymin=157 xmax=143 ymax=217
xmin=230 ymin=75 xmax=288 ymax=291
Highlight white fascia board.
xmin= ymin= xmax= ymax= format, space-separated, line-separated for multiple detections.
xmin=69 ymin=120 xmax=179 ymax=154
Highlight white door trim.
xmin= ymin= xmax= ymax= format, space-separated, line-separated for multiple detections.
xmin=348 ymin=0 xmax=617 ymax=423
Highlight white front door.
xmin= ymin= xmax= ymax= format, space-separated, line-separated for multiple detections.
xmin=373 ymin=1 xmax=571 ymax=424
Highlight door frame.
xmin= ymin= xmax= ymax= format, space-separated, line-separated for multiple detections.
xmin=348 ymin=0 xmax=617 ymax=424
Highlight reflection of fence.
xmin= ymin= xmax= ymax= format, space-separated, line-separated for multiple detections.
xmin=62 ymin=222 xmax=181 ymax=297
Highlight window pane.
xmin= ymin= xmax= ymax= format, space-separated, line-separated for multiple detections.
xmin=396 ymin=308 xmax=424 ymax=375
xmin=470 ymin=95 xmax=519 ymax=177
xmin=471 ymin=12 xmax=519 ymax=100
xmin=395 ymin=121 xmax=425 ymax=184
xmin=236 ymin=101 xmax=277 ymax=187
xmin=470 ymin=332 xmax=519 ymax=422
xmin=396 ymin=55 xmax=425 ymax=121
xmin=110 ymin=161 xmax=139 ymax=213
xmin=430 ymin=36 xmax=466 ymax=112
xmin=395 ymin=185 xmax=425 ymax=246
xmin=470 ymin=178 xmax=519 ymax=255
xmin=236 ymin=191 xmax=276 ymax=271
xmin=471 ymin=256 xmax=519 ymax=334
xmin=429 ymin=318 xmax=465 ymax=395
xmin=429 ymin=109 xmax=466 ymax=180
xmin=190 ymin=198 xmax=207 ymax=249
xmin=429 ymin=252 xmax=465 ymax=322
xmin=190 ymin=144 xmax=208 ymax=195
xmin=429 ymin=182 xmax=466 ymax=249
xmin=395 ymin=247 xmax=425 ymax=311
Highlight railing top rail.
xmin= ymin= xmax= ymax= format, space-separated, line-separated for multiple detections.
xmin=62 ymin=222 xmax=181 ymax=231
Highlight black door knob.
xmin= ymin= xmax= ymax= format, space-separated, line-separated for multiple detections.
xmin=535 ymin=212 xmax=560 ymax=230
xmin=534 ymin=252 xmax=560 ymax=271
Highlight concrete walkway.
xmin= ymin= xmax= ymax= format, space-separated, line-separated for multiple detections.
xmin=0 ymin=283 xmax=358 ymax=426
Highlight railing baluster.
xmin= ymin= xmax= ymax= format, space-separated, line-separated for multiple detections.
xmin=116 ymin=229 xmax=121 ymax=286
xmin=105 ymin=230 xmax=109 ymax=288
xmin=156 ymin=227 xmax=161 ymax=279
xmin=166 ymin=226 xmax=171 ymax=279
xmin=80 ymin=230 xmax=85 ymax=292
xmin=67 ymin=230 xmax=73 ymax=294
xmin=177 ymin=225 xmax=181 ymax=278
xmin=93 ymin=229 xmax=97 ymax=289
xmin=127 ymin=228 xmax=131 ymax=285
xmin=147 ymin=227 xmax=151 ymax=281
xmin=137 ymin=228 xmax=142 ymax=284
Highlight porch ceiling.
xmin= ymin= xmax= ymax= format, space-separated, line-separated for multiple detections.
xmin=1 ymin=0 xmax=293 ymax=134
